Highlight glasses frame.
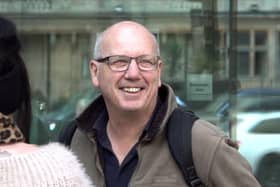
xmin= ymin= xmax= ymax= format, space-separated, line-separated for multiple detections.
xmin=95 ymin=55 xmax=161 ymax=72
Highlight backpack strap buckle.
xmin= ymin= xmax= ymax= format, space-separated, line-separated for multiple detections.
xmin=190 ymin=178 xmax=204 ymax=187
xmin=187 ymin=166 xmax=204 ymax=187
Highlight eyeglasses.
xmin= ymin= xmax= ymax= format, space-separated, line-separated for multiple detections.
xmin=95 ymin=55 xmax=160 ymax=72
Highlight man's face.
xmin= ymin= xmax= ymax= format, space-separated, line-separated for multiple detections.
xmin=90 ymin=23 xmax=162 ymax=113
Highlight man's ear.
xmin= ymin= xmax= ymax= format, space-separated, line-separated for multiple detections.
xmin=89 ymin=60 xmax=99 ymax=88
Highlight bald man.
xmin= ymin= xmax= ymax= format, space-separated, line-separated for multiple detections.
xmin=68 ymin=21 xmax=261 ymax=187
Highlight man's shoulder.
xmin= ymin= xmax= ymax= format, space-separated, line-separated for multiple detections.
xmin=191 ymin=119 xmax=239 ymax=181
xmin=193 ymin=119 xmax=225 ymax=137
xmin=191 ymin=119 xmax=228 ymax=156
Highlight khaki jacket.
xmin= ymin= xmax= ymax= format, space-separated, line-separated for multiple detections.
xmin=70 ymin=84 xmax=261 ymax=187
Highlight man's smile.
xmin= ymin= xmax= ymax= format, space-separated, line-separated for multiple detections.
xmin=122 ymin=87 xmax=142 ymax=93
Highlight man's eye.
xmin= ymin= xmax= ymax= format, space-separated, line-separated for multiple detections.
xmin=142 ymin=59 xmax=152 ymax=63
xmin=140 ymin=59 xmax=154 ymax=65
xmin=111 ymin=60 xmax=128 ymax=66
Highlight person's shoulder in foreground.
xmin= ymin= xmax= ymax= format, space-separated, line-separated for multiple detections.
xmin=0 ymin=139 xmax=93 ymax=186
xmin=0 ymin=112 xmax=94 ymax=187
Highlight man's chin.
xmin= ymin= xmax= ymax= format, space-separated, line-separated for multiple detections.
xmin=119 ymin=103 xmax=144 ymax=112
xmin=121 ymin=106 xmax=141 ymax=112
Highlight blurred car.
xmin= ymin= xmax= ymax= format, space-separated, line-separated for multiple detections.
xmin=236 ymin=112 xmax=280 ymax=187
xmin=30 ymin=88 xmax=98 ymax=144
xmin=196 ymin=87 xmax=280 ymax=132
xmin=194 ymin=93 xmax=228 ymax=125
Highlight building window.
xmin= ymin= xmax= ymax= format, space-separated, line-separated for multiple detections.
xmin=237 ymin=31 xmax=267 ymax=77
xmin=255 ymin=51 xmax=267 ymax=76
xmin=237 ymin=51 xmax=249 ymax=76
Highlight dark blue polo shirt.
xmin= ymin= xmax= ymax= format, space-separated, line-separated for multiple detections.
xmin=94 ymin=99 xmax=163 ymax=187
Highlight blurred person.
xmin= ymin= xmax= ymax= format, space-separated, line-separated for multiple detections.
xmin=0 ymin=17 xmax=94 ymax=187
xmin=65 ymin=21 xmax=261 ymax=186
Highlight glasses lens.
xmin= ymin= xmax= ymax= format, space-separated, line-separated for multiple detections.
xmin=108 ymin=56 xmax=129 ymax=71
xmin=138 ymin=56 xmax=158 ymax=71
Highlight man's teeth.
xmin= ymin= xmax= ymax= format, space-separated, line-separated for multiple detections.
xmin=123 ymin=88 xmax=141 ymax=93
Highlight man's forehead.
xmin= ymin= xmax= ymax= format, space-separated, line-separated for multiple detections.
xmin=104 ymin=23 xmax=149 ymax=38
xmin=98 ymin=21 xmax=158 ymax=56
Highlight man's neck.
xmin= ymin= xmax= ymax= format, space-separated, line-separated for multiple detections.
xmin=107 ymin=114 xmax=148 ymax=139
xmin=106 ymin=108 xmax=155 ymax=164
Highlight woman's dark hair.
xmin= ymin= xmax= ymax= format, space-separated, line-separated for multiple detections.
xmin=0 ymin=17 xmax=32 ymax=141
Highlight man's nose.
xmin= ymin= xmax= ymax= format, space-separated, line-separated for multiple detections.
xmin=124 ymin=59 xmax=141 ymax=79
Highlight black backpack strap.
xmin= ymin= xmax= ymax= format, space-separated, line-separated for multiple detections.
xmin=58 ymin=120 xmax=77 ymax=146
xmin=167 ymin=108 xmax=204 ymax=187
